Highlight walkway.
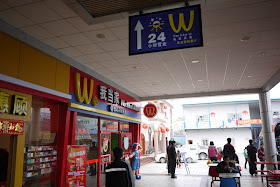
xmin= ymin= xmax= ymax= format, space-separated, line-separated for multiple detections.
xmin=135 ymin=153 xmax=266 ymax=187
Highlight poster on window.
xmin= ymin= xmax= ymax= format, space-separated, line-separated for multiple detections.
xmin=66 ymin=145 xmax=87 ymax=187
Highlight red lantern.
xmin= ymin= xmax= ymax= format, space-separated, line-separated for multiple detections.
xmin=166 ymin=128 xmax=169 ymax=132
xmin=154 ymin=101 xmax=158 ymax=104
xmin=142 ymin=124 xmax=148 ymax=129
xmin=210 ymin=112 xmax=215 ymax=117
xmin=164 ymin=105 xmax=167 ymax=110
xmin=161 ymin=128 xmax=166 ymax=133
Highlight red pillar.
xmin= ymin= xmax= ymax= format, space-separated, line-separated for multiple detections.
xmin=97 ymin=118 xmax=102 ymax=187
xmin=56 ymin=104 xmax=70 ymax=187
xmin=68 ymin=112 xmax=77 ymax=145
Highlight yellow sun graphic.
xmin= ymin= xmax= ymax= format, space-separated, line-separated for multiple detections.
xmin=149 ymin=17 xmax=164 ymax=32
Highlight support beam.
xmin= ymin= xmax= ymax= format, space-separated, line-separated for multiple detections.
xmin=141 ymin=89 xmax=260 ymax=101
xmin=259 ymin=91 xmax=277 ymax=170
xmin=262 ymin=69 xmax=280 ymax=93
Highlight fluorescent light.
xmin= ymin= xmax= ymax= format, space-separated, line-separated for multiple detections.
xmin=240 ymin=36 xmax=251 ymax=41
xmin=192 ymin=60 xmax=199 ymax=63
xmin=197 ymin=80 xmax=203 ymax=82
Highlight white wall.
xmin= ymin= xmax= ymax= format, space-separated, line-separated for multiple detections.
xmin=185 ymin=128 xmax=252 ymax=153
xmin=184 ymin=102 xmax=251 ymax=129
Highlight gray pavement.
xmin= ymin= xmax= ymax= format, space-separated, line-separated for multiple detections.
xmin=135 ymin=154 xmax=267 ymax=187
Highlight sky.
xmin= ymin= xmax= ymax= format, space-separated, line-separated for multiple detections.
xmin=167 ymin=83 xmax=280 ymax=120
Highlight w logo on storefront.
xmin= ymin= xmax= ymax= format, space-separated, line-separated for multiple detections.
xmin=75 ymin=73 xmax=93 ymax=104
xmin=168 ymin=10 xmax=194 ymax=33
xmin=143 ymin=104 xmax=157 ymax=118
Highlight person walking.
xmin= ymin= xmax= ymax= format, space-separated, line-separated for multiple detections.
xmin=167 ymin=141 xmax=177 ymax=178
xmin=208 ymin=141 xmax=218 ymax=161
xmin=258 ymin=143 xmax=265 ymax=174
xmin=247 ymin=139 xmax=258 ymax=176
xmin=166 ymin=140 xmax=172 ymax=174
xmin=244 ymin=147 xmax=248 ymax=169
xmin=223 ymin=138 xmax=236 ymax=161
xmin=106 ymin=147 xmax=135 ymax=187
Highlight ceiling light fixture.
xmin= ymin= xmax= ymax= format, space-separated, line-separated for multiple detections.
xmin=192 ymin=60 xmax=199 ymax=63
xmin=96 ymin=34 xmax=105 ymax=38
xmin=240 ymin=36 xmax=251 ymax=42
xmin=247 ymin=75 xmax=252 ymax=78
xmin=258 ymin=52 xmax=267 ymax=56
xmin=197 ymin=80 xmax=203 ymax=82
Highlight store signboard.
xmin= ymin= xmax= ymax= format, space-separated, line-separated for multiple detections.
xmin=69 ymin=68 xmax=141 ymax=123
xmin=101 ymin=154 xmax=111 ymax=164
xmin=0 ymin=118 xmax=24 ymax=135
xmin=0 ymin=88 xmax=32 ymax=121
xmin=66 ymin=145 xmax=87 ymax=187
xmin=143 ymin=103 xmax=157 ymax=118
xmin=236 ymin=119 xmax=262 ymax=125
xmin=129 ymin=5 xmax=203 ymax=55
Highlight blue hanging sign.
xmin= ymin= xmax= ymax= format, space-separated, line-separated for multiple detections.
xmin=129 ymin=5 xmax=203 ymax=55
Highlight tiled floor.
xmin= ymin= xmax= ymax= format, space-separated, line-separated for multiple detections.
xmin=135 ymin=153 xmax=267 ymax=187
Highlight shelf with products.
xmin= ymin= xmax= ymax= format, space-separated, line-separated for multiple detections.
xmin=25 ymin=151 xmax=57 ymax=159
xmin=24 ymin=145 xmax=56 ymax=153
xmin=25 ymin=159 xmax=57 ymax=166
xmin=26 ymin=163 xmax=56 ymax=172
xmin=24 ymin=166 xmax=55 ymax=178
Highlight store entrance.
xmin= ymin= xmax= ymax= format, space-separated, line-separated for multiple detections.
xmin=0 ymin=135 xmax=12 ymax=186
xmin=111 ymin=133 xmax=120 ymax=153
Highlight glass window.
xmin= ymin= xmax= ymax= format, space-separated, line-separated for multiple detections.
xmin=100 ymin=120 xmax=118 ymax=132
xmin=75 ymin=115 xmax=98 ymax=187
xmin=23 ymin=97 xmax=59 ymax=187
xmin=75 ymin=115 xmax=98 ymax=160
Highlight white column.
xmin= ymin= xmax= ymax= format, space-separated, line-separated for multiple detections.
xmin=162 ymin=132 xmax=166 ymax=153
xmin=154 ymin=131 xmax=159 ymax=156
xmin=259 ymin=92 xmax=277 ymax=169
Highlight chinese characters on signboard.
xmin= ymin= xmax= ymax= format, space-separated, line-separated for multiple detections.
xmin=0 ymin=91 xmax=28 ymax=115
xmin=74 ymin=72 xmax=140 ymax=113
xmin=99 ymin=85 xmax=140 ymax=112
xmin=129 ymin=5 xmax=203 ymax=55
xmin=0 ymin=119 xmax=24 ymax=135
xmin=0 ymin=88 xmax=31 ymax=121
xmin=66 ymin=145 xmax=87 ymax=187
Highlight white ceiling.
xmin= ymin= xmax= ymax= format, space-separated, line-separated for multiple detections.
xmin=0 ymin=0 xmax=280 ymax=99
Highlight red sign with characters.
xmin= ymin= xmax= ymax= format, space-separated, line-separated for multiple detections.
xmin=236 ymin=119 xmax=262 ymax=125
xmin=0 ymin=119 xmax=24 ymax=135
xmin=143 ymin=104 xmax=157 ymax=118
xmin=66 ymin=145 xmax=87 ymax=187
xmin=101 ymin=155 xmax=111 ymax=164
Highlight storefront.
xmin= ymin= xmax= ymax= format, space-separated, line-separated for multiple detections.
xmin=67 ymin=68 xmax=141 ymax=187
xmin=0 ymin=82 xmax=70 ymax=187
xmin=0 ymin=31 xmax=71 ymax=187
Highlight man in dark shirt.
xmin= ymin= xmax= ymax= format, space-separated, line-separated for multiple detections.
xmin=167 ymin=141 xmax=177 ymax=178
xmin=247 ymin=139 xmax=257 ymax=176
xmin=105 ymin=147 xmax=135 ymax=187
xmin=216 ymin=155 xmax=238 ymax=173
xmin=223 ymin=138 xmax=236 ymax=161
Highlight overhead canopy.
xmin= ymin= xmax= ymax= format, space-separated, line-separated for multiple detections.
xmin=1 ymin=0 xmax=279 ymax=100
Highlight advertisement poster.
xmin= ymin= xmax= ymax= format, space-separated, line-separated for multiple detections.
xmin=66 ymin=145 xmax=87 ymax=187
